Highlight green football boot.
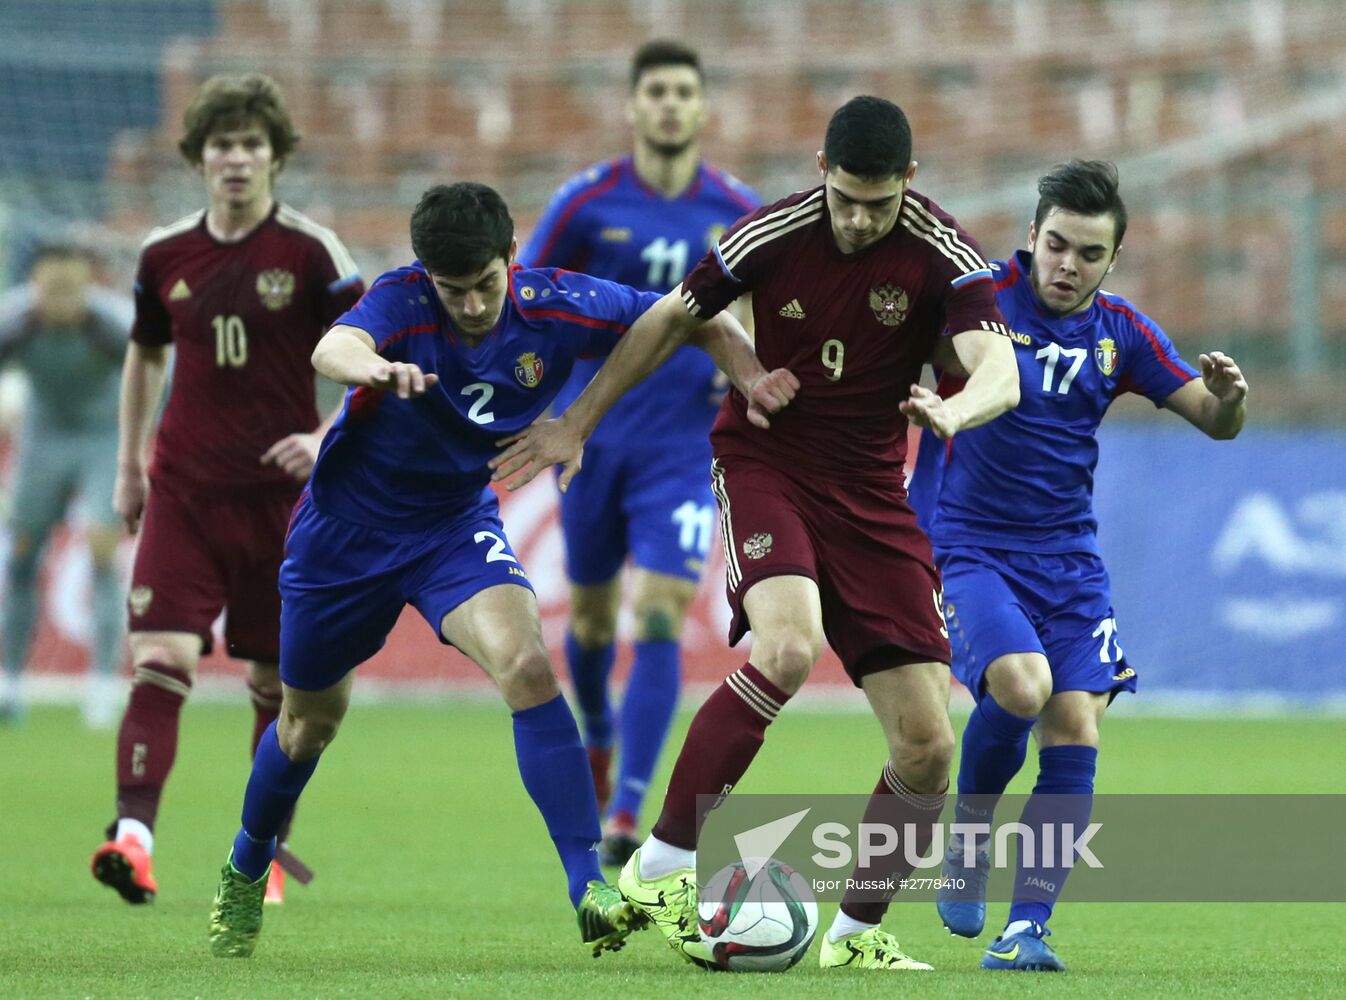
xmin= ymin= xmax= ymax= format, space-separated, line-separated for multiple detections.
xmin=576 ymin=879 xmax=647 ymax=957
xmin=616 ymin=849 xmax=716 ymax=969
xmin=208 ymin=854 xmax=269 ymax=958
xmin=819 ymin=927 xmax=934 ymax=971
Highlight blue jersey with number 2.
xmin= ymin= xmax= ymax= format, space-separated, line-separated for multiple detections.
xmin=313 ymin=262 xmax=659 ymax=532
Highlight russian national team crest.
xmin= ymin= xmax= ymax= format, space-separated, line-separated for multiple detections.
xmin=868 ymin=282 xmax=909 ymax=327
xmin=256 ymin=268 xmax=295 ymax=311
xmin=1095 ymin=337 xmax=1119 ymax=376
xmin=514 ymin=351 xmax=544 ymax=388
xmin=129 ymin=586 xmax=153 ymax=617
xmin=742 ymin=532 xmax=773 ymax=560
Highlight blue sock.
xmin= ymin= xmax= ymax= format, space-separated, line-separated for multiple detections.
xmin=231 ymin=723 xmax=319 ymax=880
xmin=1008 ymin=744 xmax=1098 ymax=929
xmin=565 ymin=632 xmax=615 ymax=749
xmin=611 ymin=639 xmax=680 ymax=820
xmin=953 ymin=694 xmax=1038 ymax=836
xmin=513 ymin=694 xmax=603 ymax=907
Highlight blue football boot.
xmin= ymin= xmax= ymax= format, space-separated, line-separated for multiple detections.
xmin=936 ymin=839 xmax=990 ymax=937
xmin=980 ymin=922 xmax=1066 ymax=972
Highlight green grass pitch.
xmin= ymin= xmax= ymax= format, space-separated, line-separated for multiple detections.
xmin=2 ymin=701 xmax=1343 ymax=998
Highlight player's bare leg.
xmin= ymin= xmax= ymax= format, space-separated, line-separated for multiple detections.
xmin=92 ymin=630 xmax=199 ymax=903
xmin=939 ymin=651 xmax=1051 ymax=936
xmin=566 ymin=578 xmax=621 ymax=813
xmin=821 ymin=661 xmax=951 ymax=971
xmin=979 ymin=689 xmax=1107 ymax=972
xmin=442 ymin=584 xmax=643 ymax=955
xmin=211 ymin=674 xmax=352 ymax=957
xmin=598 ymin=568 xmax=696 ymax=867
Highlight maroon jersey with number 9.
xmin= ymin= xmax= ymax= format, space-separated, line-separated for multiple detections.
xmin=680 ymin=185 xmax=1008 ymax=484
xmin=131 ymin=203 xmax=364 ymax=491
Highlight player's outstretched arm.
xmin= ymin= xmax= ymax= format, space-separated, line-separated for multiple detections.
xmin=1161 ymin=350 xmax=1248 ymax=440
xmin=311 ymin=325 xmax=439 ymax=399
xmin=902 ymin=328 xmax=1020 ymax=440
xmin=115 ymin=341 xmax=169 ymax=534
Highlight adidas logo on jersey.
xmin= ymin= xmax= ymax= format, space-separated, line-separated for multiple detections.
xmin=168 ymin=279 xmax=192 ymax=301
xmin=778 ymin=298 xmax=805 ymax=319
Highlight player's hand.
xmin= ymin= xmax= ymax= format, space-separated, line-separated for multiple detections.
xmin=744 ymin=368 xmax=800 ymax=429
xmin=489 ymin=418 xmax=584 ymax=493
xmin=113 ymin=466 xmax=148 ymax=534
xmin=899 ymin=384 xmax=961 ymax=440
xmin=368 ymin=361 xmax=439 ymax=399
xmin=262 ymin=431 xmax=322 ymax=481
xmin=1199 ymin=351 xmax=1248 ymax=404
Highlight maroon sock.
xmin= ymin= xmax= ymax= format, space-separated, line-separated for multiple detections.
xmin=115 ymin=662 xmax=193 ymax=829
xmin=839 ymin=763 xmax=947 ymax=925
xmin=651 ymin=664 xmax=789 ymax=850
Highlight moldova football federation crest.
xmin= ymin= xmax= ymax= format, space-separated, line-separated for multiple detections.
xmin=514 ymin=351 xmax=544 ymax=388
xmin=256 ymin=268 xmax=295 ymax=311
xmin=1095 ymin=337 xmax=1119 ymax=376
xmin=868 ymin=282 xmax=909 ymax=327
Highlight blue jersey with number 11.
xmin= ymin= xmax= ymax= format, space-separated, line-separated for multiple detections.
xmin=912 ymin=249 xmax=1198 ymax=556
xmin=519 ymin=155 xmax=759 ymax=443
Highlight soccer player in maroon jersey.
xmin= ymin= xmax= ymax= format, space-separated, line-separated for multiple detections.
xmin=492 ymin=95 xmax=1020 ymax=971
xmin=89 ymin=74 xmax=364 ymax=906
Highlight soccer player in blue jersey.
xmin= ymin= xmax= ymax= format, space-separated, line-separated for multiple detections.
xmin=206 ymin=181 xmax=794 ymax=960
xmin=519 ymin=40 xmax=760 ymax=867
xmin=908 ymin=161 xmax=1249 ymax=971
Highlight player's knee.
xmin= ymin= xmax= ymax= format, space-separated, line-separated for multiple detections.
xmin=569 ymin=614 xmax=616 ymax=649
xmin=751 ymin=632 xmax=821 ymax=695
xmin=985 ymin=656 xmax=1052 ymax=717
xmin=492 ymin=647 xmax=560 ymax=708
xmin=634 ymin=602 xmax=681 ymax=643
xmin=277 ymin=710 xmax=339 ymax=762
xmin=891 ymin=719 xmax=956 ymax=787
xmin=129 ymin=639 xmax=199 ymax=682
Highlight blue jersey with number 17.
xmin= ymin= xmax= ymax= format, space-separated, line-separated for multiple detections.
xmin=911 ymin=249 xmax=1198 ymax=556
xmin=311 ymin=262 xmax=660 ymax=532
xmin=519 ymin=155 xmax=759 ymax=443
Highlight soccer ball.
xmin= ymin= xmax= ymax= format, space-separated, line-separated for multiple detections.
xmin=697 ymin=858 xmax=819 ymax=972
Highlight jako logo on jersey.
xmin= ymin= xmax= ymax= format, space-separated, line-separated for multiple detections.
xmin=742 ymin=532 xmax=773 ymax=559
xmin=599 ymin=227 xmax=632 ymax=243
xmin=868 ymin=282 xmax=909 ymax=327
xmin=778 ymin=299 xmax=806 ymax=320
xmin=1009 ymin=329 xmax=1033 ymax=346
xmin=1095 ymin=337 xmax=1119 ymax=375
xmin=256 ymin=269 xmax=296 ymax=310
xmin=514 ymin=352 xmax=544 ymax=388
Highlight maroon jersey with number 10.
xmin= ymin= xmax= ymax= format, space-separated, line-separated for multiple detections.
xmin=131 ymin=203 xmax=365 ymax=491
xmin=680 ymin=185 xmax=1008 ymax=483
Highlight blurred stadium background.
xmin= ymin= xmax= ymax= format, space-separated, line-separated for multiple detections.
xmin=1 ymin=0 xmax=1343 ymax=709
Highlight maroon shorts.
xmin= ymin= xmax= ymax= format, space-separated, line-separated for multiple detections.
xmin=710 ymin=455 xmax=951 ymax=685
xmin=127 ymin=477 xmax=301 ymax=661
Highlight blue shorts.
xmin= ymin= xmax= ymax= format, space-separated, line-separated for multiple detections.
xmin=558 ymin=437 xmax=715 ymax=585
xmin=279 ymin=493 xmax=533 ymax=690
xmin=935 ymin=545 xmax=1137 ymax=701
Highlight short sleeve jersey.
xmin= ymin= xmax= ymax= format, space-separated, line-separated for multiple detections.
xmin=313 ymin=263 xmax=660 ymax=531
xmin=132 ymin=203 xmax=364 ymax=491
xmin=914 ymin=249 xmax=1198 ymax=555
xmin=0 ymin=285 xmax=129 ymax=432
xmin=680 ymin=185 xmax=1008 ymax=482
xmin=519 ymin=156 xmax=759 ymax=444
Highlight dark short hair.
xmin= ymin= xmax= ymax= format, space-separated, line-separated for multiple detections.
xmin=178 ymin=73 xmax=300 ymax=167
xmin=410 ymin=183 xmax=514 ymax=277
xmin=1034 ymin=160 xmax=1128 ymax=247
xmin=822 ymin=96 xmax=913 ymax=181
xmin=630 ymin=39 xmax=702 ymax=90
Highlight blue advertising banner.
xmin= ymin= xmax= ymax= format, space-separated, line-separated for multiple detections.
xmin=1093 ymin=425 xmax=1346 ymax=701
